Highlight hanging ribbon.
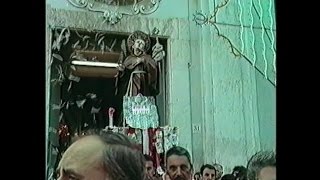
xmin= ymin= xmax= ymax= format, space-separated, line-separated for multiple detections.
xmin=142 ymin=129 xmax=149 ymax=155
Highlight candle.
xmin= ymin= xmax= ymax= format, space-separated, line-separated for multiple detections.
xmin=108 ymin=107 xmax=115 ymax=127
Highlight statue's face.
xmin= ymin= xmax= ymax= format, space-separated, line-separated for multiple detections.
xmin=133 ymin=39 xmax=146 ymax=56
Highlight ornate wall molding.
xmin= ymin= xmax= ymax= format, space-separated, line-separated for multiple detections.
xmin=66 ymin=0 xmax=162 ymax=24
xmin=47 ymin=7 xmax=187 ymax=40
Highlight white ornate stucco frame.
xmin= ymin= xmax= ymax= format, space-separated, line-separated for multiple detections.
xmin=66 ymin=0 xmax=162 ymax=24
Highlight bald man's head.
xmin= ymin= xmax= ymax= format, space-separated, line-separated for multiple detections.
xmin=57 ymin=131 xmax=145 ymax=180
xmin=59 ymin=136 xmax=104 ymax=170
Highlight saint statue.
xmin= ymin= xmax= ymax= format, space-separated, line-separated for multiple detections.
xmin=114 ymin=30 xmax=165 ymax=126
xmin=119 ymin=31 xmax=159 ymax=96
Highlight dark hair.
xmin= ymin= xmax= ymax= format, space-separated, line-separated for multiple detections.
xmin=194 ymin=172 xmax=201 ymax=177
xmin=221 ymin=174 xmax=236 ymax=180
xmin=233 ymin=166 xmax=246 ymax=172
xmin=144 ymin=154 xmax=154 ymax=162
xmin=232 ymin=166 xmax=247 ymax=180
xmin=98 ymin=130 xmax=145 ymax=180
xmin=165 ymin=146 xmax=192 ymax=169
xmin=247 ymin=151 xmax=276 ymax=180
xmin=200 ymin=164 xmax=216 ymax=176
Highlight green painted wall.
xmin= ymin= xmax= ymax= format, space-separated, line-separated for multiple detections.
xmin=46 ymin=0 xmax=276 ymax=174
xmin=199 ymin=0 xmax=276 ymax=172
xmin=256 ymin=71 xmax=276 ymax=151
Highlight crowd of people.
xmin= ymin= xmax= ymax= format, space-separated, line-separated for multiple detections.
xmin=54 ymin=130 xmax=276 ymax=180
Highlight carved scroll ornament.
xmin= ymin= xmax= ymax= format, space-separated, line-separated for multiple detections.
xmin=67 ymin=0 xmax=162 ymax=25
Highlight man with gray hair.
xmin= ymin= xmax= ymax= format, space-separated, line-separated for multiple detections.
xmin=246 ymin=151 xmax=276 ymax=180
xmin=56 ymin=130 xmax=145 ymax=180
xmin=165 ymin=146 xmax=193 ymax=180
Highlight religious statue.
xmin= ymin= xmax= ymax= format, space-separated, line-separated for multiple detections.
xmin=119 ymin=31 xmax=159 ymax=96
xmin=114 ymin=30 xmax=165 ymax=126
